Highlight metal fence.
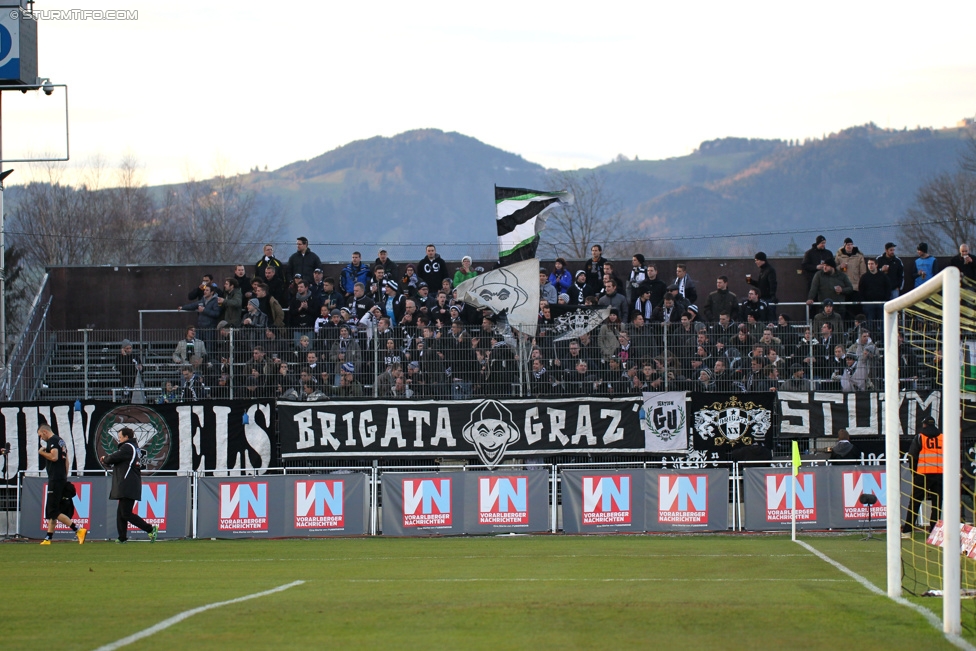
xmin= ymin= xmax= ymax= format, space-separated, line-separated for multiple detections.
xmin=0 ymin=274 xmax=52 ymax=401
xmin=22 ymin=299 xmax=938 ymax=403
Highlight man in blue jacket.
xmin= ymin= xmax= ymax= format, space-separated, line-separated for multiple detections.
xmin=340 ymin=251 xmax=371 ymax=300
xmin=913 ymin=242 xmax=939 ymax=288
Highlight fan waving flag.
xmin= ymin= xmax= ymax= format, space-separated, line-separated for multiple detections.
xmin=496 ymin=186 xmax=573 ymax=266
xmin=455 ymin=258 xmax=541 ymax=337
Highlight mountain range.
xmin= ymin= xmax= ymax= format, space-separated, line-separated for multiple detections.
xmin=230 ymin=122 xmax=972 ymax=262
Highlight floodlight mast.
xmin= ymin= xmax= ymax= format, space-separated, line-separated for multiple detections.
xmin=0 ymin=78 xmax=69 ymax=383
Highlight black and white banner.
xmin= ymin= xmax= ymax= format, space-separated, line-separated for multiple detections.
xmin=279 ymin=397 xmax=644 ymax=464
xmin=0 ymin=400 xmax=279 ymax=482
xmin=641 ymin=392 xmax=688 ymax=452
xmin=689 ymin=393 xmax=776 ymax=455
xmin=776 ymin=390 xmax=976 ymax=439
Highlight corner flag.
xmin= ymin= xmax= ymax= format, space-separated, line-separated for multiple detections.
xmin=791 ymin=440 xmax=801 ymax=476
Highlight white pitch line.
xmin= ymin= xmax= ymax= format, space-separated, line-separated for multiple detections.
xmin=344 ymin=577 xmax=851 ymax=583
xmin=92 ymin=580 xmax=305 ymax=651
xmin=795 ymin=540 xmax=975 ymax=651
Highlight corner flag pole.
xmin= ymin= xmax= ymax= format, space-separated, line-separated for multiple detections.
xmin=791 ymin=441 xmax=801 ymax=542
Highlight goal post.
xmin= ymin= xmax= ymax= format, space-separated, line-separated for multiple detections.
xmin=884 ymin=265 xmax=961 ymax=635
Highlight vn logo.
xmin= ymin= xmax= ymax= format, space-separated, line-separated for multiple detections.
xmin=403 ymin=478 xmax=452 ymax=528
xmin=842 ymin=471 xmax=886 ymax=520
xmin=658 ymin=475 xmax=707 ymax=524
xmin=130 ymin=483 xmax=167 ymax=532
xmin=219 ymin=482 xmax=268 ymax=532
xmin=582 ymin=475 xmax=631 ymax=525
xmin=42 ymin=482 xmax=91 ymax=531
xmin=765 ymin=473 xmax=816 ymax=522
xmin=295 ymin=480 xmax=344 ymax=529
xmin=478 ymin=476 xmax=528 ymax=525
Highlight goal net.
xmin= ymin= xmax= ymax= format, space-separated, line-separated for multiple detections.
xmin=885 ymin=266 xmax=976 ymax=635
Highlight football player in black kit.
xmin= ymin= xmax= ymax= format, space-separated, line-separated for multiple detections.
xmin=38 ymin=424 xmax=86 ymax=545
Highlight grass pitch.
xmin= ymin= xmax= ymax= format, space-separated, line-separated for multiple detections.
xmin=2 ymin=534 xmax=967 ymax=650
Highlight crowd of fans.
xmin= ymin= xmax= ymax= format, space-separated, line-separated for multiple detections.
xmin=112 ymin=236 xmax=976 ymax=403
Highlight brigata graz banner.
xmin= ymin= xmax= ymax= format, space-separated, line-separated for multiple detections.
xmin=0 ymin=400 xmax=279 ymax=482
xmin=279 ymin=397 xmax=644 ymax=466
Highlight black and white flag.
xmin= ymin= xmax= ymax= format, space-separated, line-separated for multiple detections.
xmin=550 ymin=305 xmax=611 ymax=342
xmin=495 ymin=186 xmax=573 ymax=266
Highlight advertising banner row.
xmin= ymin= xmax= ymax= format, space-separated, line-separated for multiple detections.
xmin=21 ymin=476 xmax=191 ymax=541
xmin=561 ymin=466 xmax=910 ymax=533
xmin=20 ymin=474 xmax=370 ymax=540
xmin=18 ymin=465 xmax=910 ymax=539
xmin=1 ymin=391 xmax=955 ymax=485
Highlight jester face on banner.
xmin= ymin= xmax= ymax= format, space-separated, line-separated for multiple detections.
xmin=461 ymin=400 xmax=522 ymax=469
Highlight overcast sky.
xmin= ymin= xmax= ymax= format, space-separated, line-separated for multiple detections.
xmin=4 ymin=0 xmax=975 ymax=187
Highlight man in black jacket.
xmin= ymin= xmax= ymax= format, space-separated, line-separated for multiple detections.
xmin=858 ymin=259 xmax=892 ymax=331
xmin=585 ymin=245 xmax=608 ymax=294
xmin=747 ymin=252 xmax=778 ymax=316
xmin=876 ymin=243 xmax=904 ymax=299
xmin=417 ymin=244 xmax=448 ymax=291
xmin=801 ymin=235 xmax=835 ymax=291
xmin=287 ymin=237 xmax=322 ymax=284
xmin=100 ymin=427 xmax=158 ymax=544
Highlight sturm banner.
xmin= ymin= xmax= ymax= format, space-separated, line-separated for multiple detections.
xmin=690 ymin=393 xmax=775 ymax=456
xmin=279 ymin=397 xmax=644 ymax=466
xmin=0 ymin=401 xmax=279 ymax=483
xmin=776 ymin=390 xmax=976 ymax=439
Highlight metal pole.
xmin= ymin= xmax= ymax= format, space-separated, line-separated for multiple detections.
xmin=229 ymin=327 xmax=234 ymax=400
xmin=663 ymin=323 xmax=669 ymax=391
xmin=942 ymin=268 xmax=962 ymax=635
xmin=0 ymin=90 xmax=5 ymax=374
xmin=550 ymin=464 xmax=558 ymax=533
xmin=82 ymin=329 xmax=90 ymax=400
xmin=883 ymin=304 xmax=901 ymax=598
xmin=371 ymin=461 xmax=378 ymax=536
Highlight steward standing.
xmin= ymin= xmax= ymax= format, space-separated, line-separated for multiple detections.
xmin=100 ymin=426 xmax=158 ymax=544
xmin=903 ymin=417 xmax=943 ymax=535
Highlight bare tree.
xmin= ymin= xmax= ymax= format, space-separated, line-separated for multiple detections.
xmin=901 ymin=137 xmax=976 ymax=254
xmin=9 ymin=157 xmax=163 ymax=266
xmin=163 ymin=171 xmax=283 ymax=263
xmin=542 ymin=170 xmax=625 ymax=259
xmin=901 ymin=172 xmax=976 ymax=255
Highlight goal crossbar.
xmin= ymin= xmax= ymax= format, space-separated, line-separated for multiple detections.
xmin=884 ymin=265 xmax=961 ymax=634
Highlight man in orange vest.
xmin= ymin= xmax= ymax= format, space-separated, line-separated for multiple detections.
xmin=903 ymin=417 xmax=943 ymax=535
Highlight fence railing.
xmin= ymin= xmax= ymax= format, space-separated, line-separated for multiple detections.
xmin=1 ymin=274 xmax=52 ymax=401
xmin=16 ymin=306 xmax=947 ymax=403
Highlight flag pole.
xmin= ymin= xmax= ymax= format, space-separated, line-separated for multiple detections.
xmin=791 ymin=440 xmax=801 ymax=542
